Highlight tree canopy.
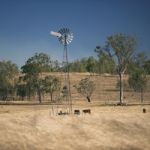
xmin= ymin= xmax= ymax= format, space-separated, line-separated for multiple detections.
xmin=0 ymin=61 xmax=19 ymax=100
xmin=128 ymin=52 xmax=148 ymax=103
xmin=21 ymin=53 xmax=53 ymax=103
xmin=74 ymin=78 xmax=95 ymax=102
xmin=44 ymin=75 xmax=61 ymax=101
xmin=95 ymin=33 xmax=137 ymax=104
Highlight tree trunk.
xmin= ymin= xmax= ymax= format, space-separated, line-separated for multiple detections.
xmin=119 ymin=73 xmax=124 ymax=104
xmin=50 ymin=93 xmax=53 ymax=102
xmin=21 ymin=96 xmax=24 ymax=101
xmin=38 ymin=89 xmax=42 ymax=103
xmin=86 ymin=96 xmax=91 ymax=102
xmin=28 ymin=87 xmax=31 ymax=100
xmin=42 ymin=93 xmax=44 ymax=101
xmin=141 ymin=89 xmax=144 ymax=103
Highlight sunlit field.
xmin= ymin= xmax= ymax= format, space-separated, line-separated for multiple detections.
xmin=0 ymin=104 xmax=150 ymax=150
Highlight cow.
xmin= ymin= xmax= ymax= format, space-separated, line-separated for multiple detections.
xmin=58 ymin=111 xmax=69 ymax=115
xmin=74 ymin=109 xmax=80 ymax=115
xmin=82 ymin=109 xmax=91 ymax=114
xmin=143 ymin=108 xmax=146 ymax=113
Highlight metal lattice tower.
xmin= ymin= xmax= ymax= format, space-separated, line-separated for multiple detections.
xmin=51 ymin=28 xmax=73 ymax=114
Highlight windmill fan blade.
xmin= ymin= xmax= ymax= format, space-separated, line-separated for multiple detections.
xmin=51 ymin=28 xmax=73 ymax=45
xmin=58 ymin=28 xmax=73 ymax=45
xmin=50 ymin=31 xmax=62 ymax=38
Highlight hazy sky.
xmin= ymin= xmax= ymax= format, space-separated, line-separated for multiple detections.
xmin=0 ymin=0 xmax=150 ymax=67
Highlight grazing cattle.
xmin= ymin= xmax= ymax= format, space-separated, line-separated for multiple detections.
xmin=82 ymin=109 xmax=91 ymax=114
xmin=143 ymin=108 xmax=146 ymax=113
xmin=58 ymin=111 xmax=68 ymax=115
xmin=58 ymin=111 xmax=63 ymax=115
xmin=74 ymin=110 xmax=80 ymax=115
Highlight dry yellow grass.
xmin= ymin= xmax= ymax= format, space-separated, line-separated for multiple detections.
xmin=0 ymin=105 xmax=150 ymax=150
xmin=0 ymin=73 xmax=150 ymax=149
xmin=40 ymin=73 xmax=150 ymax=104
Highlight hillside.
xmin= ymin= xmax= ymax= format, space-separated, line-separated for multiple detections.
xmin=42 ymin=72 xmax=150 ymax=105
xmin=1 ymin=72 xmax=149 ymax=105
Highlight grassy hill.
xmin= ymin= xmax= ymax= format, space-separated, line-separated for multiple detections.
xmin=1 ymin=72 xmax=149 ymax=105
xmin=46 ymin=72 xmax=150 ymax=105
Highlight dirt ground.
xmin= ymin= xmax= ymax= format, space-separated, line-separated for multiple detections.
xmin=0 ymin=105 xmax=150 ymax=150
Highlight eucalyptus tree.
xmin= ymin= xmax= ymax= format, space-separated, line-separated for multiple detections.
xmin=143 ymin=60 xmax=150 ymax=74
xmin=128 ymin=52 xmax=148 ymax=103
xmin=95 ymin=33 xmax=137 ymax=104
xmin=68 ymin=59 xmax=85 ymax=72
xmin=16 ymin=84 xmax=27 ymax=100
xmin=128 ymin=69 xmax=147 ymax=103
xmin=74 ymin=78 xmax=95 ymax=102
xmin=86 ymin=56 xmax=97 ymax=74
xmin=94 ymin=49 xmax=116 ymax=74
xmin=44 ymin=75 xmax=61 ymax=102
xmin=0 ymin=61 xmax=19 ymax=100
xmin=21 ymin=53 xmax=52 ymax=103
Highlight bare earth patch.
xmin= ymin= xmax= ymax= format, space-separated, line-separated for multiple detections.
xmin=0 ymin=105 xmax=150 ymax=150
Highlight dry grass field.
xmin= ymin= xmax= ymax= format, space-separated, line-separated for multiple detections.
xmin=0 ymin=104 xmax=150 ymax=150
xmin=0 ymin=73 xmax=150 ymax=150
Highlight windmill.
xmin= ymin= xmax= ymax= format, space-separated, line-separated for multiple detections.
xmin=51 ymin=28 xmax=73 ymax=114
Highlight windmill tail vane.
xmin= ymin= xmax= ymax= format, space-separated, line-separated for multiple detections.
xmin=50 ymin=31 xmax=62 ymax=38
